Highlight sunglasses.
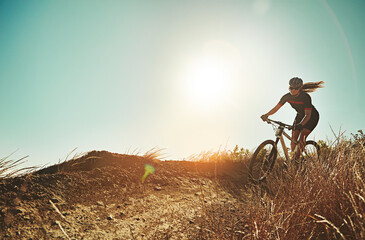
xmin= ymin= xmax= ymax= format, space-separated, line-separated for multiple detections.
xmin=289 ymin=86 xmax=300 ymax=90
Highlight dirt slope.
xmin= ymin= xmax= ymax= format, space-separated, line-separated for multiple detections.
xmin=0 ymin=151 xmax=249 ymax=239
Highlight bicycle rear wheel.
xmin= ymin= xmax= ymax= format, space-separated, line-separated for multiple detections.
xmin=302 ymin=140 xmax=320 ymax=160
xmin=249 ymin=140 xmax=277 ymax=183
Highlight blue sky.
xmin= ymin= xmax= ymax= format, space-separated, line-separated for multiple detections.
xmin=0 ymin=0 xmax=364 ymax=167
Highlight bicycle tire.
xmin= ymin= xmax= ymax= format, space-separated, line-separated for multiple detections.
xmin=303 ymin=140 xmax=320 ymax=160
xmin=249 ymin=140 xmax=277 ymax=183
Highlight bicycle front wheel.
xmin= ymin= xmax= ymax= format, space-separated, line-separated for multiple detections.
xmin=249 ymin=140 xmax=277 ymax=183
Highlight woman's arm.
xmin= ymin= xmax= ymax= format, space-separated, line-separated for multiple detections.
xmin=266 ymin=103 xmax=282 ymax=116
xmin=261 ymin=104 xmax=282 ymax=120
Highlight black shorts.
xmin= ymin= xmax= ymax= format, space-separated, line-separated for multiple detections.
xmin=294 ymin=110 xmax=319 ymax=132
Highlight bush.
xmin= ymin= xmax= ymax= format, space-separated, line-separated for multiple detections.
xmin=230 ymin=145 xmax=250 ymax=162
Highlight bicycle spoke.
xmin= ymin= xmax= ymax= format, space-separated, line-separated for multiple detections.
xmin=302 ymin=143 xmax=318 ymax=160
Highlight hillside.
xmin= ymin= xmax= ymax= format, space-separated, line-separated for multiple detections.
xmin=1 ymin=137 xmax=364 ymax=239
xmin=0 ymin=151 xmax=249 ymax=239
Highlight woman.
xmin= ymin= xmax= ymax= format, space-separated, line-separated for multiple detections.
xmin=261 ymin=77 xmax=324 ymax=158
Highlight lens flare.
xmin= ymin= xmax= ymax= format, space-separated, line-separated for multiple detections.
xmin=142 ymin=164 xmax=155 ymax=183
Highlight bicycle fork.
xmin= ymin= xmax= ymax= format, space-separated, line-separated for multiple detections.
xmin=275 ymin=126 xmax=293 ymax=163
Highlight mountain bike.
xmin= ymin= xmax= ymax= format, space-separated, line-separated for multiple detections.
xmin=249 ymin=118 xmax=320 ymax=183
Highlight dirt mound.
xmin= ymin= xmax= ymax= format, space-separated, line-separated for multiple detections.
xmin=0 ymin=151 xmax=249 ymax=239
xmin=34 ymin=151 xmax=153 ymax=174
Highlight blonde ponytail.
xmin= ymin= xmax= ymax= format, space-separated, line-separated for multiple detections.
xmin=301 ymin=81 xmax=325 ymax=93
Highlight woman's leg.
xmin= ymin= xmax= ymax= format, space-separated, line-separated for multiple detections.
xmin=295 ymin=110 xmax=318 ymax=158
xmin=291 ymin=130 xmax=301 ymax=152
xmin=296 ymin=128 xmax=312 ymax=158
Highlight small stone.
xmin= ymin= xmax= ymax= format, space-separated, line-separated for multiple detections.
xmin=107 ymin=215 xmax=113 ymax=220
xmin=96 ymin=201 xmax=104 ymax=206
xmin=154 ymin=186 xmax=162 ymax=191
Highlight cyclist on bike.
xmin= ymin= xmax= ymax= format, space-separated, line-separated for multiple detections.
xmin=261 ymin=77 xmax=324 ymax=158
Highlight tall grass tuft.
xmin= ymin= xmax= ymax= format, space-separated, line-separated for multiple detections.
xmin=0 ymin=152 xmax=31 ymax=178
xmin=189 ymin=145 xmax=251 ymax=163
xmin=143 ymin=147 xmax=166 ymax=161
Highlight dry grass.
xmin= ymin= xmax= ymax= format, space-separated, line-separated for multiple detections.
xmin=188 ymin=145 xmax=251 ymax=163
xmin=143 ymin=147 xmax=166 ymax=161
xmin=0 ymin=152 xmax=32 ymax=178
xmin=2 ymin=137 xmax=364 ymax=239
xmin=193 ymin=136 xmax=365 ymax=239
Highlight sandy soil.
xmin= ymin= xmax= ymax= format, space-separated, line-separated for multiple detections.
xmin=0 ymin=151 xmax=250 ymax=239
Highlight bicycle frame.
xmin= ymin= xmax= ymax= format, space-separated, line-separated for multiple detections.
xmin=274 ymin=126 xmax=299 ymax=162
xmin=249 ymin=118 xmax=320 ymax=183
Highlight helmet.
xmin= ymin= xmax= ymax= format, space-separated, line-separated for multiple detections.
xmin=289 ymin=77 xmax=303 ymax=88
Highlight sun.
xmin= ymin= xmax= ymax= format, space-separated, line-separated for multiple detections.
xmin=186 ymin=56 xmax=227 ymax=103
xmin=182 ymin=40 xmax=241 ymax=109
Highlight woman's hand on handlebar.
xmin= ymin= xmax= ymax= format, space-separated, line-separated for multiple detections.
xmin=261 ymin=114 xmax=269 ymax=122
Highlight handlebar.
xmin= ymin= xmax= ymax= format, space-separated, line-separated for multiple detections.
xmin=264 ymin=118 xmax=293 ymax=130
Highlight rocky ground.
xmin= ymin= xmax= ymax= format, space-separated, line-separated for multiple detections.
xmin=0 ymin=151 xmax=250 ymax=239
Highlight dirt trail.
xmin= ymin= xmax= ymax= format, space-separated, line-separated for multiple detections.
xmin=0 ymin=151 xmax=249 ymax=239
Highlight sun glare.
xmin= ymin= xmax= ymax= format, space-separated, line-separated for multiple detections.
xmin=187 ymin=56 xmax=227 ymax=103
xmin=183 ymin=41 xmax=241 ymax=109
